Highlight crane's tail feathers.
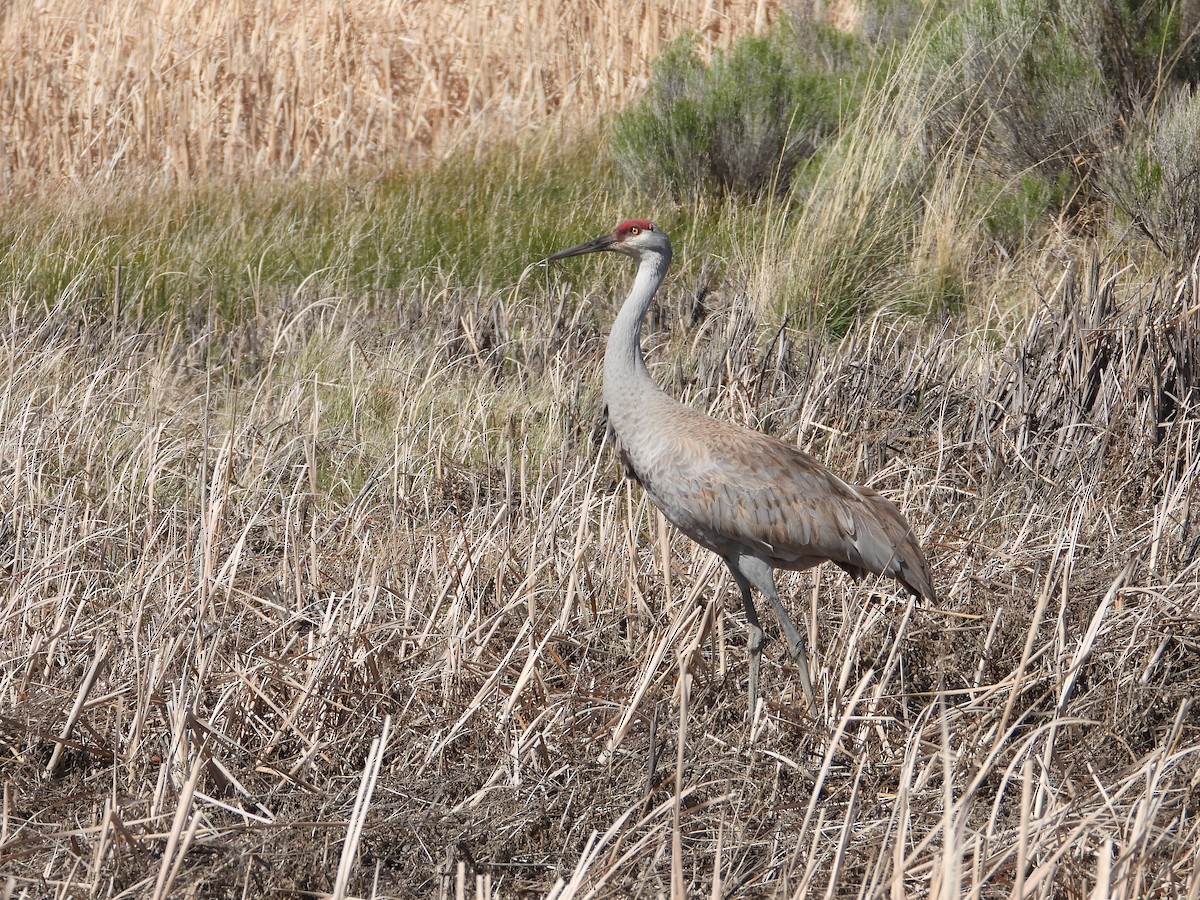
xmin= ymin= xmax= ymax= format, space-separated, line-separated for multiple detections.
xmin=835 ymin=561 xmax=866 ymax=582
xmin=836 ymin=559 xmax=937 ymax=603
xmin=897 ymin=558 xmax=938 ymax=604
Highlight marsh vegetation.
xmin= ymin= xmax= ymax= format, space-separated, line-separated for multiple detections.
xmin=4 ymin=1 xmax=1200 ymax=896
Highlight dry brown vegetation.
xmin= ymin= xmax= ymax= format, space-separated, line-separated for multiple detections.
xmin=0 ymin=0 xmax=772 ymax=187
xmin=3 ymin=250 xmax=1200 ymax=895
xmin=5 ymin=0 xmax=1200 ymax=897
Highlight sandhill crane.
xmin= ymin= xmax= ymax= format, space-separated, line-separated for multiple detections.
xmin=548 ymin=219 xmax=936 ymax=717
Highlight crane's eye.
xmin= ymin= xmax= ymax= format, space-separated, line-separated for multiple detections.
xmin=629 ymin=226 xmax=641 ymax=235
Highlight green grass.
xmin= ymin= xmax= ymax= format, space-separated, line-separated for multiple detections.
xmin=0 ymin=134 xmax=635 ymax=323
xmin=612 ymin=20 xmax=862 ymax=201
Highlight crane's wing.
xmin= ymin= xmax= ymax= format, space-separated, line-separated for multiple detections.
xmin=638 ymin=415 xmax=936 ymax=602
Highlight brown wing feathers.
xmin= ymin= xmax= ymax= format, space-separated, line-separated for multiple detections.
xmin=645 ymin=410 xmax=936 ymax=601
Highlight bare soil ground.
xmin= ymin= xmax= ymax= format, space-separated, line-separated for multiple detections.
xmin=3 ymin=254 xmax=1200 ymax=897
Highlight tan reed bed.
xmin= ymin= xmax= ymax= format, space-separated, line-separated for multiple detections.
xmin=0 ymin=0 xmax=774 ymax=187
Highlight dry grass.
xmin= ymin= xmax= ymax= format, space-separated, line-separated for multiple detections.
xmin=3 ymin=244 xmax=1200 ymax=896
xmin=0 ymin=0 xmax=773 ymax=187
xmin=4 ymin=2 xmax=1200 ymax=895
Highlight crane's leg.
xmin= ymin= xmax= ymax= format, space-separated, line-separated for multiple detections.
xmin=727 ymin=564 xmax=764 ymax=720
xmin=738 ymin=556 xmax=815 ymax=707
xmin=764 ymin=583 xmax=815 ymax=707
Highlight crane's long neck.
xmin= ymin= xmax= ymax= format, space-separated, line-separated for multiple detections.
xmin=603 ymin=249 xmax=671 ymax=414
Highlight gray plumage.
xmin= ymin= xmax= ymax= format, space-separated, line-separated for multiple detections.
xmin=549 ymin=219 xmax=936 ymax=717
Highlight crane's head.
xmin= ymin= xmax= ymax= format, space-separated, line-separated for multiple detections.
xmin=547 ymin=219 xmax=672 ymax=264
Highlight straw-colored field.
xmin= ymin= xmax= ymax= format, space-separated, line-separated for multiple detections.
xmin=0 ymin=0 xmax=770 ymax=185
xmin=3 ymin=1 xmax=1200 ymax=898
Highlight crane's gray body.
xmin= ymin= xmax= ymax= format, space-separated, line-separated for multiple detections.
xmin=608 ymin=392 xmax=935 ymax=599
xmin=552 ymin=220 xmax=935 ymax=717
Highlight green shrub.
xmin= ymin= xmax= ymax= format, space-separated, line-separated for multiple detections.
xmin=612 ymin=20 xmax=856 ymax=201
xmin=925 ymin=1 xmax=1110 ymax=193
xmin=982 ymin=171 xmax=1072 ymax=250
xmin=1106 ymin=85 xmax=1200 ymax=260
xmin=924 ymin=0 xmax=1200 ymax=209
xmin=1095 ymin=1 xmax=1200 ymax=115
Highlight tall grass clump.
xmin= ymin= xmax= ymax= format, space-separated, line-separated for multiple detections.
xmin=748 ymin=25 xmax=984 ymax=330
xmin=612 ymin=19 xmax=859 ymax=201
xmin=760 ymin=124 xmax=923 ymax=330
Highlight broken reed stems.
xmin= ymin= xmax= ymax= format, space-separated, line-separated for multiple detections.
xmin=4 ymin=254 xmax=1200 ymax=894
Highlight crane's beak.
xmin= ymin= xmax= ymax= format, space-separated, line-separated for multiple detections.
xmin=546 ymin=233 xmax=615 ymax=261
